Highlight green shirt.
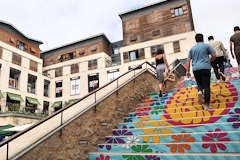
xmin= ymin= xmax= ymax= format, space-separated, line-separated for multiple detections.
xmin=230 ymin=32 xmax=240 ymax=53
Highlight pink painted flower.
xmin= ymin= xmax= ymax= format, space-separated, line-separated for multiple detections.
xmin=96 ymin=154 xmax=110 ymax=160
xmin=202 ymin=128 xmax=231 ymax=153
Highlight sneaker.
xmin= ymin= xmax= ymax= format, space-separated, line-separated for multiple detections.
xmin=219 ymin=72 xmax=226 ymax=81
xmin=203 ymin=103 xmax=213 ymax=110
xmin=198 ymin=91 xmax=203 ymax=105
xmin=159 ymin=91 xmax=162 ymax=97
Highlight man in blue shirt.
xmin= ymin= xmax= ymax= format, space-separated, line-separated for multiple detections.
xmin=186 ymin=33 xmax=216 ymax=110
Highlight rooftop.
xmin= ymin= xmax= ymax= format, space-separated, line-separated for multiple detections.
xmin=0 ymin=20 xmax=43 ymax=45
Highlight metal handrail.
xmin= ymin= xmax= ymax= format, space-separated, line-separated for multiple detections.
xmin=0 ymin=61 xmax=156 ymax=159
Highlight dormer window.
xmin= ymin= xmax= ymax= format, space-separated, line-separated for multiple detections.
xmin=174 ymin=7 xmax=183 ymax=17
xmin=17 ymin=41 xmax=25 ymax=51
xmin=78 ymin=50 xmax=85 ymax=55
xmin=90 ymin=46 xmax=97 ymax=52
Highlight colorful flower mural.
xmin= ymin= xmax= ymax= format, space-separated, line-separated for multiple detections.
xmin=202 ymin=128 xmax=230 ymax=153
xmin=166 ymin=132 xmax=195 ymax=153
xmin=227 ymin=108 xmax=240 ymax=128
xmin=96 ymin=154 xmax=110 ymax=160
xmin=164 ymin=82 xmax=238 ymax=127
xmin=142 ymin=116 xmax=173 ymax=143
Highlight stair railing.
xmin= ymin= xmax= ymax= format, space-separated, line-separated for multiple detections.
xmin=0 ymin=61 xmax=156 ymax=160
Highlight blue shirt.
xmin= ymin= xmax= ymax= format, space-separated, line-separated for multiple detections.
xmin=188 ymin=42 xmax=215 ymax=71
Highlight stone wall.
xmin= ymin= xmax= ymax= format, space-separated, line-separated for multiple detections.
xmin=19 ymin=71 xmax=158 ymax=160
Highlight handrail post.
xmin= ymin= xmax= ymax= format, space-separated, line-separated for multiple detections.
xmin=6 ymin=142 xmax=8 ymax=160
xmin=94 ymin=92 xmax=97 ymax=112
xmin=116 ymin=79 xmax=119 ymax=95
xmin=59 ymin=112 xmax=63 ymax=136
xmin=133 ymin=69 xmax=136 ymax=84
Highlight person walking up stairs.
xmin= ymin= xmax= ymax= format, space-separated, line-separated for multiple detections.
xmin=186 ymin=33 xmax=216 ymax=110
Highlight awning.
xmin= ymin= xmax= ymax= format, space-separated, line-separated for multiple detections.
xmin=69 ymin=99 xmax=77 ymax=104
xmin=3 ymin=123 xmax=34 ymax=132
xmin=52 ymin=101 xmax=62 ymax=108
xmin=0 ymin=125 xmax=16 ymax=136
xmin=26 ymin=97 xmax=40 ymax=105
xmin=0 ymin=90 xmax=3 ymax=99
xmin=7 ymin=93 xmax=24 ymax=102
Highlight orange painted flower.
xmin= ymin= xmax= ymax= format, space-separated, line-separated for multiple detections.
xmin=164 ymin=82 xmax=238 ymax=127
xmin=166 ymin=132 xmax=195 ymax=153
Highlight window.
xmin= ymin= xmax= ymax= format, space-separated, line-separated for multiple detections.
xmin=114 ymin=48 xmax=120 ymax=55
xmin=27 ymin=74 xmax=37 ymax=94
xmin=30 ymin=60 xmax=38 ymax=72
xmin=88 ymin=59 xmax=98 ymax=70
xmin=124 ymin=48 xmax=145 ymax=63
xmin=151 ymin=45 xmax=164 ymax=57
xmin=69 ymin=52 xmax=74 ymax=60
xmin=9 ymin=37 xmax=15 ymax=43
xmin=88 ymin=73 xmax=99 ymax=92
xmin=17 ymin=41 xmax=26 ymax=51
xmin=9 ymin=68 xmax=20 ymax=89
xmin=174 ymin=7 xmax=183 ymax=17
xmin=55 ymin=67 xmax=63 ymax=77
xmin=44 ymin=80 xmax=50 ymax=97
xmin=130 ymin=35 xmax=137 ymax=42
xmin=152 ymin=30 xmax=160 ymax=37
xmin=43 ymin=101 xmax=49 ymax=115
xmin=107 ymin=69 xmax=119 ymax=82
xmin=71 ymin=63 xmax=79 ymax=74
xmin=90 ymin=46 xmax=97 ymax=52
xmin=78 ymin=50 xmax=85 ymax=55
xmin=0 ymin=47 xmax=2 ymax=59
xmin=56 ymin=80 xmax=63 ymax=97
xmin=12 ymin=53 xmax=21 ymax=66
xmin=128 ymin=65 xmax=142 ymax=71
xmin=173 ymin=41 xmax=181 ymax=53
xmin=70 ymin=76 xmax=80 ymax=95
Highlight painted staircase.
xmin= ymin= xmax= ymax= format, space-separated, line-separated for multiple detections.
xmin=89 ymin=77 xmax=240 ymax=159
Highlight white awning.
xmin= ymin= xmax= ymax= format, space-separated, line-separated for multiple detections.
xmin=3 ymin=123 xmax=34 ymax=132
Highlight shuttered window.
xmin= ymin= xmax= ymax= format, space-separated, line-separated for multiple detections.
xmin=30 ymin=60 xmax=38 ymax=72
xmin=12 ymin=53 xmax=21 ymax=66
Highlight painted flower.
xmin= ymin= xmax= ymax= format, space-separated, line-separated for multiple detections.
xmin=136 ymin=107 xmax=151 ymax=117
xmin=122 ymin=136 xmax=140 ymax=149
xmin=113 ymin=126 xmax=133 ymax=136
xmin=227 ymin=108 xmax=240 ymax=128
xmin=122 ymin=145 xmax=152 ymax=160
xmin=124 ymin=117 xmax=133 ymax=123
xmin=135 ymin=116 xmax=151 ymax=128
xmin=166 ymin=132 xmax=195 ymax=153
xmin=142 ymin=116 xmax=173 ymax=143
xmin=105 ymin=136 xmax=125 ymax=144
xmin=145 ymin=155 xmax=160 ymax=160
xmin=202 ymin=128 xmax=230 ymax=153
xmin=96 ymin=154 xmax=110 ymax=160
xmin=164 ymin=82 xmax=237 ymax=126
xmin=98 ymin=144 xmax=112 ymax=151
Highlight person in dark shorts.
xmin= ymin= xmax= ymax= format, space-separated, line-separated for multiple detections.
xmin=208 ymin=36 xmax=228 ymax=82
xmin=155 ymin=48 xmax=170 ymax=97
xmin=186 ymin=34 xmax=216 ymax=110
xmin=230 ymin=26 xmax=240 ymax=74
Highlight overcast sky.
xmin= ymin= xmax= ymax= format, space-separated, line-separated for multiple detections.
xmin=0 ymin=0 xmax=239 ymax=64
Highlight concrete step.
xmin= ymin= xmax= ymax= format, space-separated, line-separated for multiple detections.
xmin=118 ymin=111 xmax=240 ymax=129
xmin=127 ymin=103 xmax=239 ymax=119
xmin=135 ymin=95 xmax=238 ymax=111
xmin=89 ymin=152 xmax=240 ymax=160
xmin=97 ymin=141 xmax=240 ymax=153
xmin=113 ymin=122 xmax=239 ymax=136
xmin=105 ymin=130 xmax=240 ymax=144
